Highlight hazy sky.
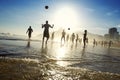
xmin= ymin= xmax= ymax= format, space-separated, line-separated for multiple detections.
xmin=0 ymin=0 xmax=120 ymax=36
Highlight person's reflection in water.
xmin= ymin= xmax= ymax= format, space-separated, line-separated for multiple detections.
xmin=27 ymin=40 xmax=31 ymax=48
xmin=26 ymin=40 xmax=31 ymax=54
xmin=107 ymin=48 xmax=111 ymax=54
xmin=60 ymin=42 xmax=64 ymax=47
xmin=41 ymin=43 xmax=48 ymax=55
xmin=71 ymin=43 xmax=74 ymax=50
xmin=81 ymin=47 xmax=86 ymax=59
xmin=75 ymin=42 xmax=78 ymax=48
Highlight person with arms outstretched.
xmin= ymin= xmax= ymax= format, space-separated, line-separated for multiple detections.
xmin=26 ymin=26 xmax=33 ymax=39
xmin=42 ymin=21 xmax=54 ymax=44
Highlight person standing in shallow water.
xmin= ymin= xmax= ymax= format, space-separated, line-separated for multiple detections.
xmin=61 ymin=29 xmax=66 ymax=43
xmin=93 ymin=39 xmax=96 ymax=47
xmin=42 ymin=21 xmax=54 ymax=44
xmin=108 ymin=40 xmax=113 ymax=48
xmin=26 ymin=26 xmax=33 ymax=39
xmin=71 ymin=33 xmax=75 ymax=43
xmin=76 ymin=34 xmax=79 ymax=43
xmin=83 ymin=30 xmax=87 ymax=48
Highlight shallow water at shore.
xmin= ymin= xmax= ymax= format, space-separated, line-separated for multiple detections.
xmin=0 ymin=40 xmax=120 ymax=80
xmin=0 ymin=58 xmax=120 ymax=80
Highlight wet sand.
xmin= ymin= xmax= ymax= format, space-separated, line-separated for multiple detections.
xmin=0 ymin=58 xmax=120 ymax=80
xmin=0 ymin=40 xmax=120 ymax=80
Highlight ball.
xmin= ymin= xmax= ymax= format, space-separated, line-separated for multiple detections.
xmin=68 ymin=28 xmax=70 ymax=30
xmin=45 ymin=6 xmax=49 ymax=9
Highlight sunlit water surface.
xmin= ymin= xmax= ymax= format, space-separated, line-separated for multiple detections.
xmin=0 ymin=40 xmax=120 ymax=74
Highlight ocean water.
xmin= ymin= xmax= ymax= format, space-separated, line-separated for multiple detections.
xmin=0 ymin=39 xmax=120 ymax=74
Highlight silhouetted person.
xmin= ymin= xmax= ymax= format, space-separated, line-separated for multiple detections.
xmin=51 ymin=32 xmax=55 ymax=40
xmin=61 ymin=29 xmax=66 ymax=43
xmin=104 ymin=41 xmax=108 ymax=47
xmin=101 ymin=41 xmax=104 ymax=46
xmin=26 ymin=26 xmax=33 ymax=39
xmin=42 ymin=21 xmax=54 ymax=44
xmin=83 ymin=30 xmax=87 ymax=48
xmin=93 ymin=39 xmax=96 ymax=47
xmin=71 ymin=33 xmax=75 ymax=43
xmin=76 ymin=34 xmax=79 ymax=43
xmin=108 ymin=40 xmax=113 ymax=48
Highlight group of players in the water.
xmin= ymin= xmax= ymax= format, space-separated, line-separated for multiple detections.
xmin=26 ymin=20 xmax=113 ymax=48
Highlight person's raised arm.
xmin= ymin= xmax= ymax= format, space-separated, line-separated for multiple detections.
xmin=32 ymin=29 xmax=33 ymax=32
xmin=50 ymin=24 xmax=54 ymax=28
xmin=26 ymin=29 xmax=28 ymax=34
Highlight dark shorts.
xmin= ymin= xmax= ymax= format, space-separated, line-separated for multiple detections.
xmin=43 ymin=31 xmax=49 ymax=38
xmin=28 ymin=33 xmax=31 ymax=38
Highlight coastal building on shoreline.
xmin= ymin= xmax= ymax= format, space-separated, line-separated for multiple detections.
xmin=104 ymin=27 xmax=119 ymax=41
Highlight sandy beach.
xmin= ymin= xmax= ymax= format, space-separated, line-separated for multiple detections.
xmin=0 ymin=40 xmax=120 ymax=80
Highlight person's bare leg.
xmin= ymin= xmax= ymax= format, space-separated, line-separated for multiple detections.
xmin=46 ymin=37 xmax=49 ymax=44
xmin=83 ymin=40 xmax=86 ymax=48
xmin=61 ymin=37 xmax=62 ymax=42
xmin=42 ymin=37 xmax=44 ymax=44
xmin=64 ymin=37 xmax=65 ymax=43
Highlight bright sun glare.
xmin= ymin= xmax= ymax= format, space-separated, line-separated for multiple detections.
xmin=51 ymin=6 xmax=79 ymax=31
xmin=56 ymin=47 xmax=66 ymax=60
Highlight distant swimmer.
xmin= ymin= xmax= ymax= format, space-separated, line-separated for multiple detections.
xmin=26 ymin=26 xmax=33 ymax=39
xmin=42 ymin=21 xmax=54 ymax=44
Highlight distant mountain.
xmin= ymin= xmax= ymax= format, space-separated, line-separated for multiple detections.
xmin=0 ymin=33 xmax=27 ymax=40
xmin=0 ymin=30 xmax=104 ymax=42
